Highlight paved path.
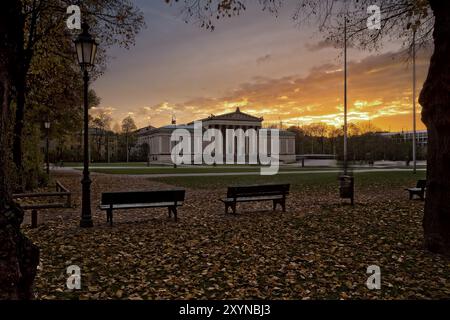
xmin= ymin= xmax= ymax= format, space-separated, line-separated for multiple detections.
xmin=125 ymin=168 xmax=426 ymax=178
xmin=52 ymin=165 xmax=426 ymax=178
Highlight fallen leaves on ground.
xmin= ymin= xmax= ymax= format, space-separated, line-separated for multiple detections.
xmin=23 ymin=172 xmax=450 ymax=300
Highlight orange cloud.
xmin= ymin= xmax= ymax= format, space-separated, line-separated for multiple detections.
xmin=125 ymin=49 xmax=430 ymax=132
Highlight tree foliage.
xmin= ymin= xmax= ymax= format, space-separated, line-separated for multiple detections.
xmin=166 ymin=0 xmax=432 ymax=52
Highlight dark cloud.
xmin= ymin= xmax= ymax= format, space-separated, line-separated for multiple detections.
xmin=305 ymin=40 xmax=337 ymax=52
xmin=305 ymin=39 xmax=356 ymax=52
xmin=256 ymin=54 xmax=272 ymax=64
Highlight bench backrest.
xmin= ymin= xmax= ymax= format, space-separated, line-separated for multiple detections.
xmin=101 ymin=189 xmax=185 ymax=205
xmin=227 ymin=184 xmax=290 ymax=199
xmin=416 ymin=180 xmax=427 ymax=189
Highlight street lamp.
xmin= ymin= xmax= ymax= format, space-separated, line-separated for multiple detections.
xmin=74 ymin=22 xmax=98 ymax=228
xmin=44 ymin=120 xmax=51 ymax=175
xmin=339 ymin=17 xmax=354 ymax=206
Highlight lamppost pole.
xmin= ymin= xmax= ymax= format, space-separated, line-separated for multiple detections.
xmin=344 ymin=17 xmax=348 ymax=174
xmin=412 ymin=28 xmax=417 ymax=174
xmin=80 ymin=68 xmax=93 ymax=227
xmin=45 ymin=119 xmax=50 ymax=175
xmin=75 ymin=22 xmax=98 ymax=228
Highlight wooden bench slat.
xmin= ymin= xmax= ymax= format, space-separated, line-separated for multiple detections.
xmin=21 ymin=203 xmax=68 ymax=210
xmin=221 ymin=195 xmax=284 ymax=203
xmin=13 ymin=192 xmax=71 ymax=198
xmin=100 ymin=201 xmax=183 ymax=210
xmin=407 ymin=187 xmax=425 ymax=191
xmin=101 ymin=189 xmax=185 ymax=205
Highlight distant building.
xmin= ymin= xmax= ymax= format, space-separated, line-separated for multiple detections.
xmin=134 ymin=108 xmax=296 ymax=164
xmin=135 ymin=125 xmax=156 ymax=147
xmin=379 ymin=130 xmax=428 ymax=147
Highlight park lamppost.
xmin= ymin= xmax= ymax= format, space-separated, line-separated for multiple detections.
xmin=75 ymin=23 xmax=98 ymax=228
xmin=339 ymin=17 xmax=354 ymax=205
xmin=44 ymin=119 xmax=51 ymax=175
xmin=412 ymin=27 xmax=417 ymax=174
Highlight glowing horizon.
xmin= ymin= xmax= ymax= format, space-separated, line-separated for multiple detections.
xmin=92 ymin=1 xmax=429 ymax=133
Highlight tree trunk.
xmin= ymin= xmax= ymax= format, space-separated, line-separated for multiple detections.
xmin=420 ymin=0 xmax=450 ymax=256
xmin=126 ymin=135 xmax=129 ymax=162
xmin=0 ymin=0 xmax=39 ymax=300
xmin=13 ymin=66 xmax=26 ymax=188
xmin=12 ymin=8 xmax=27 ymax=191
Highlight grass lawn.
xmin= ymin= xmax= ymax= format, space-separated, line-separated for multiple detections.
xmin=62 ymin=162 xmax=149 ymax=167
xmin=85 ymin=166 xmax=424 ymax=176
xmin=150 ymin=171 xmax=427 ymax=191
xmin=87 ymin=166 xmax=343 ymax=175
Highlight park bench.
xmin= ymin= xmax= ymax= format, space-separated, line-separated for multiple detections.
xmin=405 ymin=180 xmax=427 ymax=200
xmin=99 ymin=189 xmax=186 ymax=225
xmin=13 ymin=180 xmax=72 ymax=228
xmin=220 ymin=184 xmax=290 ymax=214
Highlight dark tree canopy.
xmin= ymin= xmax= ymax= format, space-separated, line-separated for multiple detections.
xmin=166 ymin=0 xmax=432 ymax=52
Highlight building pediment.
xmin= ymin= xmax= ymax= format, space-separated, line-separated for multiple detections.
xmin=203 ymin=107 xmax=263 ymax=122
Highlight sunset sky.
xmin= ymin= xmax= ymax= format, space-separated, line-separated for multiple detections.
xmin=92 ymin=0 xmax=430 ymax=132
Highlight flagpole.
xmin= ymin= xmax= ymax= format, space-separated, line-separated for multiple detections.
xmin=412 ymin=28 xmax=417 ymax=174
xmin=344 ymin=17 xmax=348 ymax=174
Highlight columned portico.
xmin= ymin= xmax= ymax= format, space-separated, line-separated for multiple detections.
xmin=133 ymin=107 xmax=296 ymax=164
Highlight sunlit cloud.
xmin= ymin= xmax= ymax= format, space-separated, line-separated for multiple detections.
xmin=99 ymin=47 xmax=430 ymax=132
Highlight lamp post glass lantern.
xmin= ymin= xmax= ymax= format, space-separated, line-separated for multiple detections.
xmin=75 ymin=22 xmax=98 ymax=228
xmin=75 ymin=23 xmax=98 ymax=70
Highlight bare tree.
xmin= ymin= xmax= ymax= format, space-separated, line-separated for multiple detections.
xmin=91 ymin=111 xmax=112 ymax=161
xmin=121 ymin=115 xmax=137 ymax=162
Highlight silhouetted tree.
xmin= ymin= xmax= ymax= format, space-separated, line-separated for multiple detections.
xmin=121 ymin=115 xmax=137 ymax=162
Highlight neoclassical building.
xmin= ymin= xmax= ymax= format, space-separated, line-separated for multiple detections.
xmin=135 ymin=108 xmax=296 ymax=164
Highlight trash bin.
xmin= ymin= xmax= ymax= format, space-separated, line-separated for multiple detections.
xmin=339 ymin=175 xmax=354 ymax=205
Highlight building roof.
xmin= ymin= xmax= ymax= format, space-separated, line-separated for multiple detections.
xmin=191 ymin=107 xmax=263 ymax=124
xmin=135 ymin=125 xmax=156 ymax=136
xmin=134 ymin=108 xmax=298 ymax=137
xmin=379 ymin=130 xmax=427 ymax=136
xmin=160 ymin=124 xmax=193 ymax=130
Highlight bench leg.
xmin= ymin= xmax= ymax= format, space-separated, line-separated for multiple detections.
xmin=108 ymin=210 xmax=113 ymax=226
xmin=273 ymin=200 xmax=285 ymax=212
xmin=173 ymin=207 xmax=178 ymax=222
xmin=224 ymin=202 xmax=236 ymax=214
xmin=31 ymin=209 xmax=38 ymax=228
xmin=168 ymin=206 xmax=178 ymax=221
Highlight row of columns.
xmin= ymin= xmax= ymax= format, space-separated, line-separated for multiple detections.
xmin=209 ymin=124 xmax=260 ymax=163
